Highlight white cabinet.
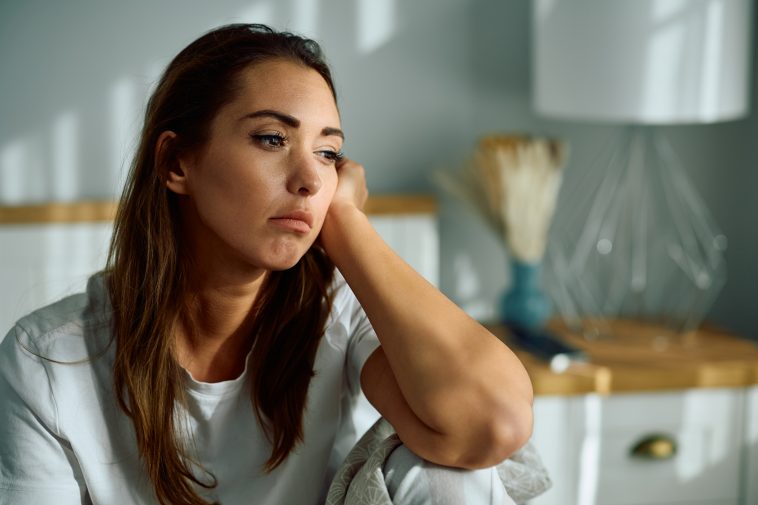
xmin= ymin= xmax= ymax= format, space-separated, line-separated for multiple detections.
xmin=0 ymin=201 xmax=439 ymax=342
xmin=0 ymin=221 xmax=114 ymax=337
xmin=530 ymin=389 xmax=748 ymax=505
xmin=743 ymin=386 xmax=758 ymax=505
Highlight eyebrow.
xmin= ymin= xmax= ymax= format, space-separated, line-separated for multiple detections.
xmin=240 ymin=109 xmax=344 ymax=140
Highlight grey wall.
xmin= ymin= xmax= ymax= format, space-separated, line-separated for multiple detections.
xmin=1 ymin=0 xmax=756 ymax=337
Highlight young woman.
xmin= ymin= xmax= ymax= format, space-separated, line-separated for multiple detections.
xmin=0 ymin=24 xmax=534 ymax=504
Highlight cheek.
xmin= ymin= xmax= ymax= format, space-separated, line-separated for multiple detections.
xmin=192 ymin=149 xmax=276 ymax=207
xmin=323 ymin=169 xmax=339 ymax=197
xmin=310 ymin=171 xmax=338 ymax=228
xmin=188 ymin=158 xmax=277 ymax=241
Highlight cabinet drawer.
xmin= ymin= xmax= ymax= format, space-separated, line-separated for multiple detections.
xmin=587 ymin=389 xmax=742 ymax=505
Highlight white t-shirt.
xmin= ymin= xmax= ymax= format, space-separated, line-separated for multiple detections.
xmin=0 ymin=272 xmax=381 ymax=504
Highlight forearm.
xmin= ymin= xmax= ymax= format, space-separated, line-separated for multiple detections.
xmin=322 ymin=203 xmax=534 ymax=452
xmin=361 ymin=347 xmax=523 ymax=468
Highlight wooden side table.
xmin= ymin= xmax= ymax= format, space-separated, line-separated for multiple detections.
xmin=489 ymin=321 xmax=758 ymax=505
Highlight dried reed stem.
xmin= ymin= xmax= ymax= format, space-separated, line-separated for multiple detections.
xmin=436 ymin=135 xmax=567 ymax=263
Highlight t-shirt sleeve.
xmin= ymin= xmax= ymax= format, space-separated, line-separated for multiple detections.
xmin=0 ymin=325 xmax=87 ymax=504
xmin=344 ymin=295 xmax=381 ymax=398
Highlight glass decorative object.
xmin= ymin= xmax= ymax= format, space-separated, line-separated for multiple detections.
xmin=546 ymin=126 xmax=727 ymax=339
xmin=533 ymin=0 xmax=752 ymax=339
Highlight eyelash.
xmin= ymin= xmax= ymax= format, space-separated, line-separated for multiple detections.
xmin=251 ymin=133 xmax=288 ymax=149
xmin=250 ymin=133 xmax=343 ymax=163
xmin=319 ymin=150 xmax=344 ymax=162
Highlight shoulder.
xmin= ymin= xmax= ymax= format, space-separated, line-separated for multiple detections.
xmin=0 ymin=273 xmax=113 ymax=433
xmin=0 ymin=274 xmax=112 ymax=368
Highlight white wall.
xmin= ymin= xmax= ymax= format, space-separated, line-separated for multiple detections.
xmin=458 ymin=0 xmax=758 ymax=338
xmin=1 ymin=0 xmax=756 ymax=338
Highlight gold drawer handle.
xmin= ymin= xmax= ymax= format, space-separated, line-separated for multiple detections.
xmin=630 ymin=434 xmax=677 ymax=460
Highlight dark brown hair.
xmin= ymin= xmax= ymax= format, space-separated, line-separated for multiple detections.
xmin=105 ymin=24 xmax=337 ymax=505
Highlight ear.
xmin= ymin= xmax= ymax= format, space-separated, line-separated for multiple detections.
xmin=155 ymin=130 xmax=192 ymax=196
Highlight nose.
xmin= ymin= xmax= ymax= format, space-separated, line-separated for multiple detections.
xmin=287 ymin=150 xmax=323 ymax=196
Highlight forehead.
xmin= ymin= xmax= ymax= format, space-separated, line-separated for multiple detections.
xmin=224 ymin=59 xmax=339 ymax=123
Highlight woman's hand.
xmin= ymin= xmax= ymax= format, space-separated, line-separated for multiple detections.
xmin=319 ymin=157 xmax=368 ymax=251
xmin=330 ymin=157 xmax=368 ymax=213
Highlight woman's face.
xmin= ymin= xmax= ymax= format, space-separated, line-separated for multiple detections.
xmin=171 ymin=59 xmax=343 ymax=274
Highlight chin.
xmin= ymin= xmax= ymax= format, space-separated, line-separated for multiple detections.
xmin=258 ymin=250 xmax=308 ymax=272
xmin=246 ymin=237 xmax=315 ymax=272
xmin=269 ymin=258 xmax=303 ymax=272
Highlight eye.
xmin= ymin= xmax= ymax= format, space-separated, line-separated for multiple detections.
xmin=251 ymin=133 xmax=287 ymax=148
xmin=316 ymin=149 xmax=344 ymax=163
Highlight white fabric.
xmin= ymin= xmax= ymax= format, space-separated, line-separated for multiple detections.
xmin=384 ymin=445 xmax=517 ymax=505
xmin=0 ymin=272 xmax=380 ymax=505
xmin=325 ymin=417 xmax=550 ymax=505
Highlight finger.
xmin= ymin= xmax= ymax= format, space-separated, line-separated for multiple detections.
xmin=336 ymin=156 xmax=365 ymax=173
xmin=336 ymin=155 xmax=352 ymax=170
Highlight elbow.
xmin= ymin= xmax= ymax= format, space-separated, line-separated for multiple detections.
xmin=490 ymin=405 xmax=534 ymax=463
xmin=456 ymin=401 xmax=534 ymax=469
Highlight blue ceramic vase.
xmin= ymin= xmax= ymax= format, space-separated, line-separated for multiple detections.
xmin=500 ymin=260 xmax=551 ymax=330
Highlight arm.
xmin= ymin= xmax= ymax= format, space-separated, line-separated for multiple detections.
xmin=0 ymin=326 xmax=87 ymax=504
xmin=321 ymin=159 xmax=534 ymax=469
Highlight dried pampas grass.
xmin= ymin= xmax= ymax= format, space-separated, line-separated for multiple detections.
xmin=436 ymin=134 xmax=567 ymax=263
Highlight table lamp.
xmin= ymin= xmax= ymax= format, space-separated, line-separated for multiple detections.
xmin=532 ymin=0 xmax=753 ymax=338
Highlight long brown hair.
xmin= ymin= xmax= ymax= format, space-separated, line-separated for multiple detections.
xmin=105 ymin=24 xmax=337 ymax=505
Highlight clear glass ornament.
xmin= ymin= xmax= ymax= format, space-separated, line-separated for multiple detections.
xmin=546 ymin=126 xmax=727 ymax=340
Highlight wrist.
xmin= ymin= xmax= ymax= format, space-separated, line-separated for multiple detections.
xmin=321 ymin=202 xmax=368 ymax=259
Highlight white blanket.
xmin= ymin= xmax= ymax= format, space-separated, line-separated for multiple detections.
xmin=326 ymin=418 xmax=551 ymax=505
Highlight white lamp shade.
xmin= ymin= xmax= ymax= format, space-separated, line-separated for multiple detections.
xmin=533 ymin=0 xmax=753 ymax=124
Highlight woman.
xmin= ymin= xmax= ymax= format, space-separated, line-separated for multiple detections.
xmin=0 ymin=24 xmax=534 ymax=504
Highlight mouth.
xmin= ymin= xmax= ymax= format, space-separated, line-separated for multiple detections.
xmin=269 ymin=209 xmax=314 ymax=234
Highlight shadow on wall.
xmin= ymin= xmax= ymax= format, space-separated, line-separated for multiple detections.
xmin=0 ymin=0 xmax=400 ymax=206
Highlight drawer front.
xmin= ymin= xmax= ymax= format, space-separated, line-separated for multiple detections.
xmin=529 ymin=396 xmax=581 ymax=505
xmin=744 ymin=386 xmax=758 ymax=505
xmin=587 ymin=389 xmax=742 ymax=505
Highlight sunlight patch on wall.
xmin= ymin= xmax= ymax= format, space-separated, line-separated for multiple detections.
xmin=0 ymin=134 xmax=45 ymax=204
xmin=652 ymin=0 xmax=687 ymax=19
xmin=144 ymin=60 xmax=167 ymax=98
xmin=357 ymin=0 xmax=396 ymax=54
xmin=109 ymin=76 xmax=139 ymax=196
xmin=233 ymin=1 xmax=275 ymax=26
xmin=50 ymin=111 xmax=79 ymax=202
xmin=289 ymin=0 xmax=320 ymax=38
xmin=0 ymin=139 xmax=27 ymax=204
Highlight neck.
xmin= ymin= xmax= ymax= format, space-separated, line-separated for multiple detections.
xmin=176 ymin=269 xmax=268 ymax=383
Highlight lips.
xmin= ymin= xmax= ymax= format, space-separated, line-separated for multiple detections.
xmin=269 ymin=209 xmax=314 ymax=233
